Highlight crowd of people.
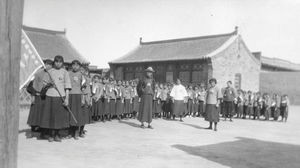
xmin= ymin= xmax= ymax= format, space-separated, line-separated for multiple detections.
xmin=26 ymin=55 xmax=290 ymax=142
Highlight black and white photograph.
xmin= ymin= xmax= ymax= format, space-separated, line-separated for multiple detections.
xmin=1 ymin=0 xmax=300 ymax=168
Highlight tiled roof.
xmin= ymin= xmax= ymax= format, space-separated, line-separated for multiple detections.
xmin=23 ymin=26 xmax=89 ymax=64
xmin=110 ymin=30 xmax=238 ymax=64
xmin=261 ymin=56 xmax=300 ymax=71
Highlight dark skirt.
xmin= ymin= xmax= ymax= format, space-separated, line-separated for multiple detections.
xmin=27 ymin=95 xmax=44 ymax=126
xmin=39 ymin=96 xmax=70 ymax=129
xmin=82 ymin=105 xmax=91 ymax=124
xmin=103 ymin=98 xmax=110 ymax=115
xmin=280 ymin=105 xmax=288 ymax=118
xmin=153 ymin=100 xmax=160 ymax=114
xmin=187 ymin=99 xmax=193 ymax=113
xmin=109 ymin=99 xmax=116 ymax=115
xmin=92 ymin=98 xmax=104 ymax=117
xmin=224 ymin=101 xmax=234 ymax=117
xmin=193 ymin=102 xmax=199 ymax=113
xmin=115 ymin=98 xmax=124 ymax=115
xmin=173 ymin=100 xmax=185 ymax=117
xmin=161 ymin=101 xmax=167 ymax=112
xmin=198 ymin=101 xmax=205 ymax=115
xmin=138 ymin=94 xmax=153 ymax=123
xmin=247 ymin=106 xmax=254 ymax=116
xmin=124 ymin=99 xmax=132 ymax=114
xmin=69 ymin=94 xmax=85 ymax=126
xmin=132 ymin=96 xmax=140 ymax=112
xmin=205 ymin=104 xmax=220 ymax=122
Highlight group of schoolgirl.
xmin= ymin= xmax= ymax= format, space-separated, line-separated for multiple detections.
xmin=89 ymin=77 xmax=140 ymax=122
xmin=231 ymin=90 xmax=289 ymax=122
xmin=27 ymin=55 xmax=92 ymax=142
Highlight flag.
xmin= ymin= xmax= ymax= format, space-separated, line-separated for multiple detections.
xmin=19 ymin=30 xmax=44 ymax=90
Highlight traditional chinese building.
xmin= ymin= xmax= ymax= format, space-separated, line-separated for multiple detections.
xmin=109 ymin=27 xmax=261 ymax=91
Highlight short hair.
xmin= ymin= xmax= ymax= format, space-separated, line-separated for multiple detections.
xmin=54 ymin=55 xmax=64 ymax=63
xmin=227 ymin=81 xmax=232 ymax=84
xmin=43 ymin=59 xmax=53 ymax=65
xmin=209 ymin=78 xmax=217 ymax=84
xmin=71 ymin=60 xmax=81 ymax=66
xmin=93 ymin=75 xmax=100 ymax=79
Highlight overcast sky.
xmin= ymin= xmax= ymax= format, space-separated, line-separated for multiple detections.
xmin=23 ymin=0 xmax=300 ymax=68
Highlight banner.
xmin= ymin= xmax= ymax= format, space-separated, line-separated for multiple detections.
xmin=19 ymin=30 xmax=44 ymax=90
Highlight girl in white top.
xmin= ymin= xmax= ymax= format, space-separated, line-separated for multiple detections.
xmin=170 ymin=79 xmax=188 ymax=121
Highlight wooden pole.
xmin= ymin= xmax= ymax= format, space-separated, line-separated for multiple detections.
xmin=0 ymin=0 xmax=24 ymax=168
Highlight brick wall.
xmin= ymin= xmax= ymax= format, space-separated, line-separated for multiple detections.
xmin=260 ymin=72 xmax=300 ymax=105
xmin=211 ymin=36 xmax=261 ymax=91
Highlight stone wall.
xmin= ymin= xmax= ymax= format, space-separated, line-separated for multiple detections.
xmin=211 ymin=36 xmax=261 ymax=91
xmin=260 ymin=72 xmax=300 ymax=105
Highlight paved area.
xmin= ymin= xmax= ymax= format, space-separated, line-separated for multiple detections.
xmin=18 ymin=106 xmax=300 ymax=168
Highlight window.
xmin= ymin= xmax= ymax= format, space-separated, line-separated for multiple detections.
xmin=166 ymin=72 xmax=173 ymax=83
xmin=192 ymin=71 xmax=202 ymax=83
xmin=179 ymin=71 xmax=190 ymax=83
xmin=125 ymin=72 xmax=134 ymax=80
xmin=234 ymin=73 xmax=242 ymax=90
xmin=135 ymin=72 xmax=143 ymax=80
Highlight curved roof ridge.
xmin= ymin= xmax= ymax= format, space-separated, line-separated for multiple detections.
xmin=140 ymin=31 xmax=236 ymax=45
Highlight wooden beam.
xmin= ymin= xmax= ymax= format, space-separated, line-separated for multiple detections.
xmin=0 ymin=0 xmax=24 ymax=168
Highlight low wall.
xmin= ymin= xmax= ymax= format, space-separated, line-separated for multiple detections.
xmin=260 ymin=72 xmax=300 ymax=105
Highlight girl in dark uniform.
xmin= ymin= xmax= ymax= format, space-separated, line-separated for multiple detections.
xmin=204 ymin=78 xmax=222 ymax=131
xmin=40 ymin=55 xmax=71 ymax=142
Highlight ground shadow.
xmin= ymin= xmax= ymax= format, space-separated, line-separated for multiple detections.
xmin=172 ymin=137 xmax=300 ymax=168
xmin=182 ymin=123 xmax=207 ymax=129
xmin=118 ymin=120 xmax=141 ymax=128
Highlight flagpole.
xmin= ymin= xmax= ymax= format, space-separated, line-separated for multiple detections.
xmin=22 ymin=30 xmax=78 ymax=124
xmin=45 ymin=69 xmax=78 ymax=124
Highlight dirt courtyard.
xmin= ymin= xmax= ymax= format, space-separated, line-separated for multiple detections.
xmin=18 ymin=106 xmax=300 ymax=168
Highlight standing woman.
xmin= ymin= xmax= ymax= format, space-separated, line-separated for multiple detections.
xmin=80 ymin=66 xmax=92 ymax=127
xmin=205 ymin=78 xmax=222 ymax=131
xmin=26 ymin=59 xmax=52 ymax=138
xmin=137 ymin=67 xmax=155 ymax=129
xmin=132 ymin=80 xmax=140 ymax=119
xmin=197 ymin=82 xmax=206 ymax=117
xmin=170 ymin=79 xmax=188 ymax=122
xmin=68 ymin=60 xmax=85 ymax=139
xmin=115 ymin=80 xmax=124 ymax=120
xmin=40 ymin=55 xmax=71 ymax=142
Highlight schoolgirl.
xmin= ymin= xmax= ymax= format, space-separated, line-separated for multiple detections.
xmin=40 ymin=55 xmax=71 ymax=142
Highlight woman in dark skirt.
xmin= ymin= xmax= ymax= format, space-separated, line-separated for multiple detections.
xmin=170 ymin=79 xmax=188 ymax=121
xmin=124 ymin=81 xmax=133 ymax=118
xmin=204 ymin=78 xmax=222 ymax=131
xmin=26 ymin=60 xmax=52 ymax=138
xmin=132 ymin=81 xmax=140 ymax=119
xmin=193 ymin=86 xmax=199 ymax=117
xmin=152 ymin=83 xmax=160 ymax=118
xmin=108 ymin=79 xmax=117 ymax=120
xmin=115 ymin=80 xmax=124 ymax=120
xmin=40 ymin=55 xmax=71 ymax=142
xmin=280 ymin=95 xmax=289 ymax=122
xmin=68 ymin=60 xmax=86 ymax=139
xmin=197 ymin=82 xmax=206 ymax=117
xmin=80 ymin=66 xmax=92 ymax=129
xmin=186 ymin=85 xmax=194 ymax=117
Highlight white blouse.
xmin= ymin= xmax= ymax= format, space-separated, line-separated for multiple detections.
xmin=170 ymin=84 xmax=188 ymax=100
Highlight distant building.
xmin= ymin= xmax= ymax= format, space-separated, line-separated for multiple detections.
xmin=20 ymin=26 xmax=89 ymax=106
xmin=109 ymin=27 xmax=261 ymax=91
